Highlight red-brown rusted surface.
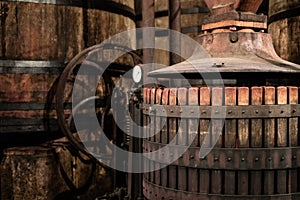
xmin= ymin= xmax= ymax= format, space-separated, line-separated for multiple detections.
xmin=204 ymin=0 xmax=263 ymax=15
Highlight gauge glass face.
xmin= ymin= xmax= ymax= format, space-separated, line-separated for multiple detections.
xmin=132 ymin=65 xmax=142 ymax=83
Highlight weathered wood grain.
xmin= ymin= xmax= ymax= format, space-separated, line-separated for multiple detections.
xmin=237 ymin=87 xmax=249 ymax=195
xmin=211 ymin=87 xmax=223 ymax=194
xmin=199 ymin=87 xmax=210 ymax=193
xmin=168 ymin=88 xmax=178 ymax=189
xmin=250 ymin=87 xmax=263 ymax=195
xmin=263 ymin=86 xmax=275 ymax=195
xmin=178 ymin=88 xmax=188 ymax=191
xmin=224 ymin=87 xmax=236 ymax=195
xmin=161 ymin=88 xmax=169 ymax=187
xmin=276 ymin=87 xmax=288 ymax=194
xmin=288 ymin=87 xmax=299 ymax=193
xmin=155 ymin=88 xmax=163 ymax=185
xmin=187 ymin=87 xmax=199 ymax=192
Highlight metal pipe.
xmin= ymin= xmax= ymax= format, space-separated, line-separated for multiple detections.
xmin=169 ymin=0 xmax=181 ymax=65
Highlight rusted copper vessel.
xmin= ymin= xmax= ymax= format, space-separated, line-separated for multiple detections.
xmin=149 ymin=0 xmax=300 ymax=80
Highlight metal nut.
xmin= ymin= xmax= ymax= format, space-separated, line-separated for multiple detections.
xmin=268 ymin=157 xmax=272 ymax=161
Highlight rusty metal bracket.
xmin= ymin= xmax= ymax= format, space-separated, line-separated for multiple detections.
xmin=143 ymin=140 xmax=300 ymax=170
xmin=269 ymin=6 xmax=300 ymax=24
xmin=143 ymin=179 xmax=300 ymax=200
xmin=4 ymin=0 xmax=135 ymax=21
xmin=143 ymin=104 xmax=300 ymax=119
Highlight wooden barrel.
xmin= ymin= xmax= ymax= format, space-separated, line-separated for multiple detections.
xmin=143 ymin=86 xmax=300 ymax=199
xmin=0 ymin=145 xmax=113 ymax=199
xmin=268 ymin=0 xmax=300 ymax=64
xmin=1 ymin=146 xmax=63 ymax=199
xmin=0 ymin=0 xmax=135 ymax=137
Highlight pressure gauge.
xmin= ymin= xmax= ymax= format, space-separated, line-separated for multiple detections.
xmin=132 ymin=65 xmax=142 ymax=83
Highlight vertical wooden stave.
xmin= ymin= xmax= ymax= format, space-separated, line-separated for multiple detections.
xmin=187 ymin=87 xmax=199 ymax=192
xmin=155 ymin=88 xmax=163 ymax=186
xmin=144 ymin=88 xmax=151 ymax=182
xmin=161 ymin=88 xmax=170 ymax=188
xmin=288 ymin=87 xmax=299 ymax=193
xmin=149 ymin=88 xmax=156 ymax=184
xmin=150 ymin=88 xmax=157 ymax=142
xmin=177 ymin=88 xmax=188 ymax=191
xmin=276 ymin=87 xmax=288 ymax=194
xmin=250 ymin=87 xmax=263 ymax=195
xmin=237 ymin=87 xmax=250 ymax=195
xmin=168 ymin=88 xmax=178 ymax=190
xmin=263 ymin=86 xmax=276 ymax=195
xmin=211 ymin=87 xmax=223 ymax=194
xmin=199 ymin=87 xmax=211 ymax=193
xmin=224 ymin=87 xmax=237 ymax=195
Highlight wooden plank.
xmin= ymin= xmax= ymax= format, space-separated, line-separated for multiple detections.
xmin=155 ymin=88 xmax=163 ymax=185
xmin=263 ymin=86 xmax=275 ymax=195
xmin=143 ymin=88 xmax=150 ymax=181
xmin=150 ymin=88 xmax=156 ymax=142
xmin=276 ymin=87 xmax=288 ymax=194
xmin=149 ymin=88 xmax=155 ymax=183
xmin=237 ymin=87 xmax=249 ymax=195
xmin=187 ymin=87 xmax=199 ymax=192
xmin=211 ymin=87 xmax=223 ymax=194
xmin=168 ymin=88 xmax=178 ymax=189
xmin=224 ymin=87 xmax=236 ymax=194
xmin=161 ymin=88 xmax=170 ymax=144
xmin=178 ymin=88 xmax=188 ymax=191
xmin=155 ymin=88 xmax=163 ymax=144
xmin=250 ymin=87 xmax=263 ymax=195
xmin=188 ymin=87 xmax=199 ymax=147
xmin=161 ymin=88 xmax=170 ymax=187
xmin=288 ymin=87 xmax=299 ymax=193
xmin=199 ymin=87 xmax=211 ymax=193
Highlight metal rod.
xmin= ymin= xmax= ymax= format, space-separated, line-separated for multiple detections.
xmin=169 ymin=0 xmax=181 ymax=65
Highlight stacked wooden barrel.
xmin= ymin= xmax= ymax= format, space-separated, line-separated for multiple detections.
xmin=0 ymin=0 xmax=135 ymax=139
xmin=0 ymin=1 xmax=135 ymax=198
xmin=269 ymin=0 xmax=300 ymax=64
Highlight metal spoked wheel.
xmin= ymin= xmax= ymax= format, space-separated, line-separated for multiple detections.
xmin=55 ymin=43 xmax=142 ymax=164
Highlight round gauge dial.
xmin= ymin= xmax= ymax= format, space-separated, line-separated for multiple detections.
xmin=132 ymin=65 xmax=142 ymax=83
